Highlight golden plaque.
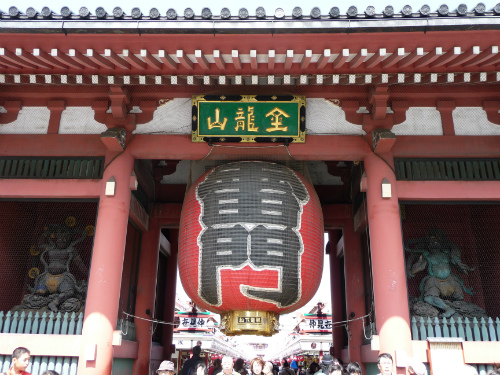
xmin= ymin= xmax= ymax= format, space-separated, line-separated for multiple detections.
xmin=220 ymin=310 xmax=279 ymax=336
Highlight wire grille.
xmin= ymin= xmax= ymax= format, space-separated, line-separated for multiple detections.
xmin=0 ymin=200 xmax=97 ymax=313
xmin=401 ymin=203 xmax=500 ymax=320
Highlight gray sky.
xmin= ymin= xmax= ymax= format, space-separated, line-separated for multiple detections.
xmin=5 ymin=0 xmax=494 ymax=18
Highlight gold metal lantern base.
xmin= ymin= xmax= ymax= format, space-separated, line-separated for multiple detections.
xmin=220 ymin=310 xmax=279 ymax=336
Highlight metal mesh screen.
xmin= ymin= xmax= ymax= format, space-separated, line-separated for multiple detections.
xmin=0 ymin=200 xmax=97 ymax=314
xmin=401 ymin=203 xmax=500 ymax=321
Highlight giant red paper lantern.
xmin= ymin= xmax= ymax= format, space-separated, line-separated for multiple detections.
xmin=178 ymin=161 xmax=324 ymax=335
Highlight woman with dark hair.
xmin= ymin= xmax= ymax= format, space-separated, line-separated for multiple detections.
xmin=211 ymin=359 xmax=222 ymax=375
xmin=280 ymin=360 xmax=295 ymax=375
xmin=235 ymin=358 xmax=248 ymax=375
xmin=195 ymin=362 xmax=207 ymax=375
xmin=307 ymin=362 xmax=321 ymax=375
xmin=327 ymin=364 xmax=343 ymax=375
xmin=250 ymin=358 xmax=265 ymax=375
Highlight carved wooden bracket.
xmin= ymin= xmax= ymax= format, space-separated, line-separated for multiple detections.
xmin=92 ymin=94 xmax=158 ymax=133
xmin=483 ymin=101 xmax=500 ymax=125
xmin=369 ymin=86 xmax=390 ymax=120
xmin=109 ymin=85 xmax=130 ymax=120
xmin=341 ymin=99 xmax=409 ymax=134
xmin=0 ymin=100 xmax=22 ymax=125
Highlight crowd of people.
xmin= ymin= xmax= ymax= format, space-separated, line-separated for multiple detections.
xmin=161 ymin=346 xmax=500 ymax=375
xmin=3 ymin=345 xmax=500 ymax=375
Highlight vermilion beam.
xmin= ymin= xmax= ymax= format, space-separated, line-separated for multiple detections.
xmin=142 ymin=50 xmax=163 ymax=70
xmin=397 ymin=180 xmax=500 ymax=201
xmin=301 ymin=50 xmax=312 ymax=69
xmin=1 ymin=134 xmax=499 ymax=160
xmin=87 ymin=49 xmax=114 ymax=69
xmin=0 ymin=179 xmax=101 ymax=198
xmin=365 ymin=48 xmax=386 ymax=68
xmin=250 ymin=50 xmax=258 ymax=69
xmin=397 ymin=47 xmax=424 ymax=68
xmin=195 ymin=50 xmax=209 ymax=70
xmin=33 ymin=48 xmax=69 ymax=69
xmin=70 ymin=49 xmax=99 ymax=69
xmin=213 ymin=50 xmax=225 ymax=69
xmin=0 ymin=48 xmax=37 ymax=69
xmin=123 ymin=49 xmax=147 ymax=70
xmin=268 ymin=50 xmax=275 ymax=69
xmin=414 ymin=47 xmax=443 ymax=68
xmin=15 ymin=48 xmax=52 ymax=68
xmin=382 ymin=48 xmax=405 ymax=68
xmin=332 ymin=49 xmax=349 ymax=68
xmin=105 ymin=49 xmax=130 ymax=69
xmin=316 ymin=49 xmax=331 ymax=69
xmin=51 ymin=49 xmax=84 ymax=69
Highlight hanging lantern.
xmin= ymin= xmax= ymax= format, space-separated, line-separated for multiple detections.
xmin=178 ymin=161 xmax=324 ymax=336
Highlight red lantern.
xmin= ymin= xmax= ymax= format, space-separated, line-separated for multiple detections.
xmin=178 ymin=161 xmax=324 ymax=335
xmin=298 ymin=356 xmax=304 ymax=362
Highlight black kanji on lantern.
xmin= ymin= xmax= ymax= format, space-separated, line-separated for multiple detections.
xmin=196 ymin=161 xmax=309 ymax=308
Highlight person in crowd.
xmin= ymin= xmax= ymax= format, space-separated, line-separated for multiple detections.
xmin=406 ymin=359 xmax=426 ymax=375
xmin=157 ymin=360 xmax=176 ymax=375
xmin=273 ymin=362 xmax=280 ymax=375
xmin=319 ymin=355 xmax=334 ymax=374
xmin=290 ymin=359 xmax=298 ymax=374
xmin=41 ymin=372 xmax=60 ymax=375
xmin=6 ymin=347 xmax=31 ymax=375
xmin=181 ymin=346 xmax=204 ymax=375
xmin=376 ymin=353 xmax=395 ymax=375
xmin=298 ymin=366 xmax=306 ymax=375
xmin=235 ymin=358 xmax=248 ymax=375
xmin=195 ymin=362 xmax=207 ymax=375
xmin=279 ymin=360 xmax=295 ymax=375
xmin=250 ymin=358 xmax=265 ymax=375
xmin=263 ymin=362 xmax=274 ymax=375
xmin=211 ymin=359 xmax=222 ymax=375
xmin=346 ymin=362 xmax=362 ymax=375
xmin=222 ymin=356 xmax=239 ymax=375
xmin=309 ymin=362 xmax=322 ymax=375
xmin=327 ymin=364 xmax=343 ymax=375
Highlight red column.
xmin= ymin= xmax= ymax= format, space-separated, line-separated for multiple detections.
xmin=162 ymin=229 xmax=178 ymax=360
xmin=364 ymin=152 xmax=412 ymax=372
xmin=133 ymin=218 xmax=161 ymax=374
xmin=343 ymin=220 xmax=366 ymax=368
xmin=77 ymin=150 xmax=135 ymax=375
xmin=328 ymin=231 xmax=344 ymax=360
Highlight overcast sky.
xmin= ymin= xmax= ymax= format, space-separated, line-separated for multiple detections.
xmin=5 ymin=0 xmax=494 ymax=18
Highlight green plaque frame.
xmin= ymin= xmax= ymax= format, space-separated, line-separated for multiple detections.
xmin=192 ymin=95 xmax=306 ymax=143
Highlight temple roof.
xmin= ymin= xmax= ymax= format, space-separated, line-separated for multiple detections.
xmin=1 ymin=3 xmax=500 ymax=34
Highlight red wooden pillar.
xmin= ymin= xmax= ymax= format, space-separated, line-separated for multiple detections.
xmin=78 ymin=150 xmax=135 ymax=375
xmin=328 ymin=230 xmax=344 ymax=360
xmin=364 ymin=152 xmax=412 ymax=373
xmin=343 ymin=219 xmax=366 ymax=368
xmin=133 ymin=218 xmax=161 ymax=375
xmin=162 ymin=229 xmax=178 ymax=360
